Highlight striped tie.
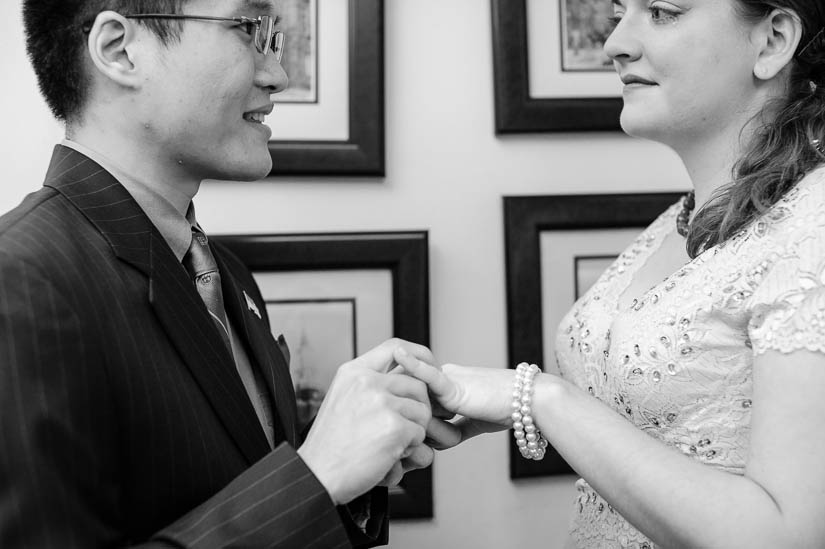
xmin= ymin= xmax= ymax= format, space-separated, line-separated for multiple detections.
xmin=183 ymin=227 xmax=232 ymax=352
xmin=183 ymin=227 xmax=277 ymax=447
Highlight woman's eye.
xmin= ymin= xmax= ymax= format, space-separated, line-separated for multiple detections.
xmin=649 ymin=6 xmax=680 ymax=23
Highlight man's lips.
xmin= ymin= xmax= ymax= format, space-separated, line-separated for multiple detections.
xmin=243 ymin=103 xmax=275 ymax=123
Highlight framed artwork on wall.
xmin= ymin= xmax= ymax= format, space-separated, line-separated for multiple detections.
xmin=503 ymin=193 xmax=682 ymax=478
xmin=491 ymin=0 xmax=623 ymax=133
xmin=275 ymin=0 xmax=319 ymax=104
xmin=214 ymin=231 xmax=432 ymax=517
xmin=267 ymin=0 xmax=385 ymax=176
xmin=265 ymin=297 xmax=357 ymax=432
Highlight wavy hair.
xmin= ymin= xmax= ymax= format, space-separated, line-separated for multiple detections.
xmin=687 ymin=0 xmax=825 ymax=258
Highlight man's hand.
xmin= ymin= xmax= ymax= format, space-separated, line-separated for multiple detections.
xmin=297 ymin=339 xmax=437 ymax=505
xmin=375 ymin=415 xmax=462 ymax=488
xmin=392 ymin=348 xmax=516 ymax=448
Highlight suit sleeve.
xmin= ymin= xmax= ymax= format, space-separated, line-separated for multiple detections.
xmin=151 ymin=443 xmax=353 ymax=548
xmin=298 ymin=419 xmax=391 ymax=547
xmin=0 ymin=254 xmax=355 ymax=548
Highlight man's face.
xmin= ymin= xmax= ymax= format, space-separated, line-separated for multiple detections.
xmin=137 ymin=0 xmax=287 ymax=182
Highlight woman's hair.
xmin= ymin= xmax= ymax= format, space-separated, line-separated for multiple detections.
xmin=687 ymin=0 xmax=825 ymax=258
xmin=23 ymin=0 xmax=187 ymax=123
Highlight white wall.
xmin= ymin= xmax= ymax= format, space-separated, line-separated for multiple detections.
xmin=0 ymin=1 xmax=691 ymax=547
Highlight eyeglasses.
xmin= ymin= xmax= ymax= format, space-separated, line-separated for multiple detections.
xmin=123 ymin=14 xmax=284 ymax=62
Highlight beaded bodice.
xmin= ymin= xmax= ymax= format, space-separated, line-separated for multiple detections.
xmin=556 ymin=169 xmax=825 ymax=548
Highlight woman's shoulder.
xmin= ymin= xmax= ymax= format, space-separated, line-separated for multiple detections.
xmin=784 ymin=162 xmax=825 ymax=204
xmin=757 ymin=166 xmax=825 ymax=239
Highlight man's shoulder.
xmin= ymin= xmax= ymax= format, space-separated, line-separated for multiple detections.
xmin=0 ymin=185 xmax=60 ymax=235
xmin=0 ymin=185 xmax=102 ymax=270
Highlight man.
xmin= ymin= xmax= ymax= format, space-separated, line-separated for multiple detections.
xmin=0 ymin=0 xmax=440 ymax=546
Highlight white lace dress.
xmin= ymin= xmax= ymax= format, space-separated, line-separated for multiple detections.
xmin=555 ymin=168 xmax=825 ymax=548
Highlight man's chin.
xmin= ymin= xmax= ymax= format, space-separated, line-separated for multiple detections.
xmin=221 ymin=157 xmax=273 ymax=182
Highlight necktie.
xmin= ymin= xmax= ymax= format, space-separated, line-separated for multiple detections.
xmin=183 ymin=227 xmax=277 ymax=447
xmin=183 ymin=227 xmax=232 ymax=352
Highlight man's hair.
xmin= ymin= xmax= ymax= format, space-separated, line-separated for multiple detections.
xmin=23 ymin=0 xmax=187 ymax=123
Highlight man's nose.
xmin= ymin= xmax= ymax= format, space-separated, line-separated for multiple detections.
xmin=257 ymin=54 xmax=289 ymax=95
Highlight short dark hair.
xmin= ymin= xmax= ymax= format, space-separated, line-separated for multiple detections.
xmin=23 ymin=0 xmax=187 ymax=122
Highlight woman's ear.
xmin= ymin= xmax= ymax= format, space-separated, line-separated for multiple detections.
xmin=86 ymin=11 xmax=142 ymax=89
xmin=752 ymin=9 xmax=804 ymax=81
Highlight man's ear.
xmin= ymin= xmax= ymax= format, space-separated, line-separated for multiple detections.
xmin=86 ymin=11 xmax=143 ymax=89
xmin=752 ymin=9 xmax=804 ymax=81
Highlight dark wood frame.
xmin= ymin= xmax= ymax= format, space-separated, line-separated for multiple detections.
xmin=268 ymin=0 xmax=385 ymax=176
xmin=214 ymin=231 xmax=432 ymax=517
xmin=491 ymin=0 xmax=622 ymax=133
xmin=503 ymin=193 xmax=681 ymax=478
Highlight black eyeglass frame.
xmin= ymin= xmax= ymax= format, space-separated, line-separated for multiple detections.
xmin=121 ymin=14 xmax=284 ymax=61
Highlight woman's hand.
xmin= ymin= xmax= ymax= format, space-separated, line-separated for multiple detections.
xmin=393 ymin=347 xmax=517 ymax=447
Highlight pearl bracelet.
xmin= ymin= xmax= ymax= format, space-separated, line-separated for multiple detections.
xmin=511 ymin=362 xmax=549 ymax=460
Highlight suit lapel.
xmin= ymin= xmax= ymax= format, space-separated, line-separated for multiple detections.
xmin=44 ymin=145 xmax=271 ymax=464
xmin=216 ymin=250 xmax=300 ymax=447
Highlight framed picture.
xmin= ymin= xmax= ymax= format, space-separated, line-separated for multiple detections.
xmin=491 ymin=0 xmax=623 ymax=133
xmin=503 ymin=193 xmax=682 ymax=478
xmin=275 ymin=0 xmax=319 ymax=103
xmin=266 ymin=298 xmax=357 ymax=432
xmin=213 ymin=231 xmax=432 ymax=518
xmin=267 ymin=0 xmax=385 ymax=176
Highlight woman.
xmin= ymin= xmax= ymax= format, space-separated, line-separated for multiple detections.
xmin=398 ymin=1 xmax=825 ymax=547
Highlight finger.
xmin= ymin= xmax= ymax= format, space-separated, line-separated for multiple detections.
xmin=401 ymin=444 xmax=435 ymax=472
xmin=384 ymin=373 xmax=429 ymax=405
xmin=393 ymin=348 xmax=454 ymax=400
xmin=456 ymin=417 xmax=509 ymax=442
xmin=396 ymin=399 xmax=432 ymax=432
xmin=389 ymin=363 xmax=451 ymax=416
xmin=377 ymin=461 xmax=404 ymax=488
xmin=394 ymin=340 xmax=436 ymax=366
xmin=424 ymin=417 xmax=461 ymax=450
xmin=358 ymin=339 xmax=408 ymax=373
xmin=359 ymin=339 xmax=434 ymax=373
xmin=432 ymin=402 xmax=455 ymax=420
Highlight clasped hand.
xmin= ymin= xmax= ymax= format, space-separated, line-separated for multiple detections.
xmin=297 ymin=339 xmax=518 ymax=506
xmin=394 ymin=347 xmax=518 ymax=448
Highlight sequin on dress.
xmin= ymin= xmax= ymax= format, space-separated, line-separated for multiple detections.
xmin=555 ymin=168 xmax=825 ymax=548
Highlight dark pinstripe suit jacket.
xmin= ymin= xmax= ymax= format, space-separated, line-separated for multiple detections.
xmin=0 ymin=146 xmax=388 ymax=548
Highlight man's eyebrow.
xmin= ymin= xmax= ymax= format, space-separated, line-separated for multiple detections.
xmin=243 ymin=0 xmax=278 ymax=16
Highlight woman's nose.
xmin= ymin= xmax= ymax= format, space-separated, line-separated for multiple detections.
xmin=603 ymin=17 xmax=642 ymax=64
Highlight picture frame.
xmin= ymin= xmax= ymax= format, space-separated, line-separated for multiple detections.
xmin=213 ymin=231 xmax=432 ymax=518
xmin=274 ymin=0 xmax=319 ymax=104
xmin=268 ymin=0 xmax=385 ymax=176
xmin=503 ymin=193 xmax=682 ymax=478
xmin=491 ymin=0 xmax=623 ymax=133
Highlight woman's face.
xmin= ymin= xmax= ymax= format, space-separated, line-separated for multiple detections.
xmin=605 ymin=0 xmax=764 ymax=147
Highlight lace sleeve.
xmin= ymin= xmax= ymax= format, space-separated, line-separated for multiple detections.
xmin=748 ymin=227 xmax=825 ymax=356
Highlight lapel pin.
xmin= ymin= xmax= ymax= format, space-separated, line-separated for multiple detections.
xmin=243 ymin=290 xmax=261 ymax=319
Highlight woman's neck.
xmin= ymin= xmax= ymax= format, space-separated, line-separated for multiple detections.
xmin=673 ymin=122 xmax=753 ymax=221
